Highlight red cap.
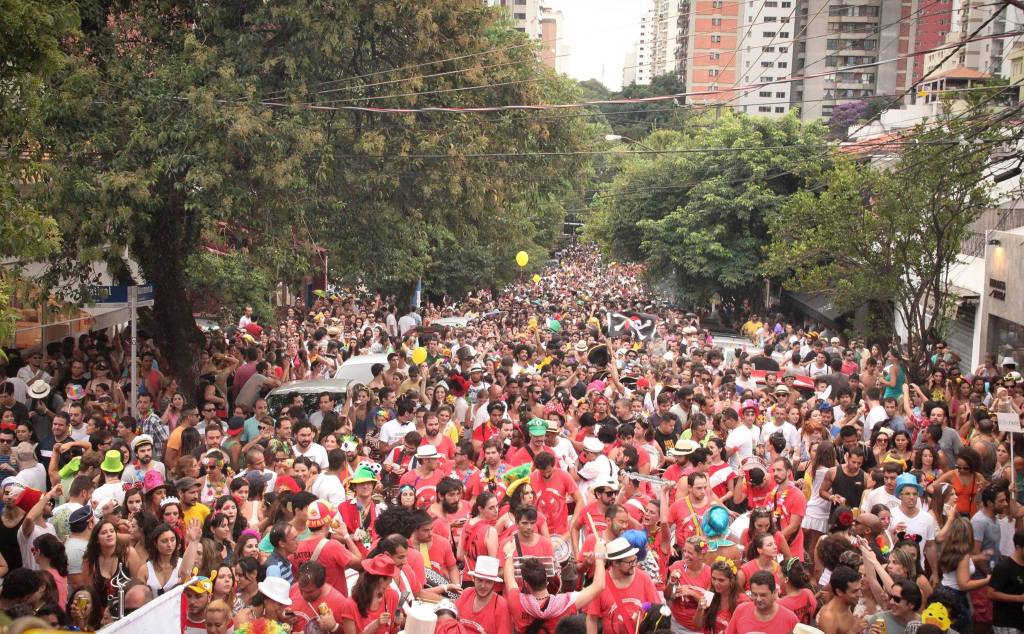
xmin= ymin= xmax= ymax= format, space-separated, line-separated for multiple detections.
xmin=275 ymin=475 xmax=301 ymax=494
xmin=15 ymin=488 xmax=42 ymax=513
xmin=636 ymin=377 xmax=650 ymax=389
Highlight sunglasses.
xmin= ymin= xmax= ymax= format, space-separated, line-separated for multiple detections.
xmin=889 ymin=593 xmax=903 ymax=603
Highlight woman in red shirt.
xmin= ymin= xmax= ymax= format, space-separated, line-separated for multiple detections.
xmin=776 ymin=557 xmax=817 ymax=625
xmin=694 ymin=558 xmax=748 ymax=634
xmin=339 ymin=555 xmax=400 ymax=634
xmin=459 ymin=492 xmax=499 ymax=580
xmin=737 ymin=534 xmax=783 ymax=591
xmin=666 ymin=537 xmax=713 ymax=633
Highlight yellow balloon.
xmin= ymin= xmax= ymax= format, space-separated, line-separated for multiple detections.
xmin=528 ymin=317 xmax=538 ymax=330
xmin=515 ymin=251 xmax=529 ymax=268
xmin=532 ymin=274 xmax=541 ymax=283
xmin=411 ymin=347 xmax=427 ymax=365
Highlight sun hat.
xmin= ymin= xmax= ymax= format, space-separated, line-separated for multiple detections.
xmin=361 ymin=554 xmax=398 ymax=577
xmin=65 ymin=384 xmax=87 ymax=401
xmin=894 ymin=473 xmax=924 ymax=496
xmin=582 ymin=437 xmax=604 ymax=454
xmin=27 ymin=382 xmax=51 ymax=401
xmin=469 ymin=364 xmax=484 ymax=373
xmin=257 ymin=577 xmax=292 ymax=605
xmin=143 ymin=470 xmax=166 ymax=494
xmin=414 ymin=445 xmax=439 ymax=460
xmin=57 ymin=456 xmax=81 ymax=480
xmin=793 ymin=625 xmax=826 ymax=634
xmin=100 ymin=450 xmax=124 ymax=473
xmin=593 ymin=476 xmax=620 ymax=492
xmin=468 ymin=556 xmax=502 ymax=582
xmin=574 ymin=341 xmax=589 ymax=353
xmin=306 ymin=501 xmax=334 ymax=529
xmin=774 ymin=385 xmax=790 ymax=395
xmin=670 ymin=438 xmax=699 ymax=457
xmin=131 ymin=434 xmax=153 ymax=453
xmin=605 ymin=537 xmax=639 ymax=561
xmin=527 ymin=418 xmax=547 ymax=437
xmin=349 ymin=465 xmax=377 ymax=486
xmin=1002 ymin=356 xmax=1018 ymax=367
xmin=175 ymin=476 xmax=200 ymax=492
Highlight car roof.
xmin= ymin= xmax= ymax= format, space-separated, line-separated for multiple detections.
xmin=267 ymin=378 xmax=351 ymax=396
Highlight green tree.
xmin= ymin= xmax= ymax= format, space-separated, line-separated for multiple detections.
xmin=585 ymin=110 xmax=829 ymax=305
xmin=0 ymin=0 xmax=77 ymax=343
xmin=38 ymin=1 xmax=592 ymax=385
xmin=764 ymin=120 xmax=993 ymax=376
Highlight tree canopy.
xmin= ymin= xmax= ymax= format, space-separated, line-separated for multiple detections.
xmin=33 ymin=0 xmax=594 ymax=385
xmin=584 ymin=110 xmax=829 ymax=304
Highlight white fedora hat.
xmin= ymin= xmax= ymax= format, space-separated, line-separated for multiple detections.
xmin=468 ymin=556 xmax=502 ymax=582
xmin=257 ymin=577 xmax=293 ymax=606
xmin=415 ymin=445 xmax=439 ymax=460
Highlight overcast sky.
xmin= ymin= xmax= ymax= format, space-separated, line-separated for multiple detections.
xmin=546 ymin=0 xmax=650 ymax=91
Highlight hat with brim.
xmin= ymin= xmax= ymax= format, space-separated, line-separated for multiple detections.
xmin=605 ymin=537 xmax=639 ymax=561
xmin=226 ymin=416 xmax=245 ymax=437
xmin=100 ymin=450 xmax=124 ymax=473
xmin=65 ymin=384 xmax=86 ymax=401
xmin=468 ymin=556 xmax=502 ymax=582
xmin=894 ymin=472 xmax=924 ymax=496
xmin=362 ymin=554 xmax=398 ymax=577
xmin=257 ymin=577 xmax=292 ymax=605
xmin=527 ymin=418 xmax=547 ymax=437
xmin=545 ymin=419 xmax=559 ymax=433
xmin=27 ymin=382 xmax=50 ymax=401
xmin=58 ymin=456 xmax=82 ymax=480
xmin=306 ymin=501 xmax=334 ymax=529
xmin=670 ymin=438 xmax=699 ymax=457
xmin=131 ymin=434 xmax=153 ymax=453
xmin=415 ymin=445 xmax=439 ymax=460
xmin=68 ymin=504 xmax=93 ymax=531
xmin=505 ymin=475 xmax=531 ymax=498
xmin=348 ymin=465 xmax=378 ymax=486
xmin=175 ymin=476 xmax=200 ymax=491
xmin=793 ymin=625 xmax=826 ymax=634
xmin=143 ymin=469 xmax=166 ymax=495
xmin=187 ymin=576 xmax=213 ymax=595
xmin=582 ymin=437 xmax=604 ymax=454
xmin=774 ymin=385 xmax=790 ymax=395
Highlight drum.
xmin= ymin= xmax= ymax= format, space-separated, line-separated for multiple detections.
xmin=551 ymin=535 xmax=571 ymax=564
xmin=423 ymin=567 xmax=460 ymax=599
xmin=512 ymin=556 xmax=562 ymax=594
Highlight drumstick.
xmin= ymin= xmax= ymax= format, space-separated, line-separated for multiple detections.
xmin=586 ymin=511 xmax=599 ymax=537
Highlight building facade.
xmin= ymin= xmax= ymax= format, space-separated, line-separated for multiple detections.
xmin=485 ymin=0 xmax=566 ymax=73
xmin=735 ymin=0 xmax=799 ymax=116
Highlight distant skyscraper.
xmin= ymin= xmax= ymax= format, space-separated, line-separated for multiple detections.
xmin=485 ymin=0 xmax=567 ymax=73
xmin=735 ymin=0 xmax=799 ymax=116
xmin=675 ymin=0 xmax=742 ymax=104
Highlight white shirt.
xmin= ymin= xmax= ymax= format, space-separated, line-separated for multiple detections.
xmin=379 ymin=418 xmax=416 ymax=446
xmin=761 ymin=420 xmax=800 ymax=456
xmin=549 ymin=437 xmax=578 ymax=472
xmin=4 ymin=377 xmax=28 ymax=405
xmin=70 ymin=423 xmax=89 ymax=442
xmin=398 ymin=314 xmax=417 ymax=335
xmin=889 ymin=504 xmax=938 ymax=567
xmin=16 ymin=463 xmax=46 ymax=491
xmin=92 ymin=480 xmax=126 ymax=511
xmin=294 ymin=442 xmax=329 ymax=470
xmin=861 ymin=486 xmax=898 ymax=512
xmin=16 ymin=366 xmax=51 ymax=388
xmin=310 ymin=473 xmax=346 ymax=506
xmin=18 ymin=522 xmax=55 ymax=571
xmin=726 ymin=424 xmax=757 ymax=469
xmin=863 ymin=404 xmax=888 ymax=441
xmin=238 ymin=314 xmax=252 ymax=329
xmin=578 ymin=455 xmax=618 ymax=500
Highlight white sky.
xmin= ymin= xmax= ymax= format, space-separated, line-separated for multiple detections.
xmin=546 ymin=0 xmax=650 ymax=91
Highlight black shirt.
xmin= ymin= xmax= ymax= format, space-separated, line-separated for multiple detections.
xmin=990 ymin=554 xmax=1024 ymax=626
xmin=751 ymin=355 xmax=780 ymax=371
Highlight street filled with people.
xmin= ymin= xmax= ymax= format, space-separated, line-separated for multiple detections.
xmin=1 ymin=244 xmax=1024 ymax=634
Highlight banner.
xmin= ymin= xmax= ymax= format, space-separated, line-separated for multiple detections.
xmin=606 ymin=310 xmax=657 ymax=340
xmin=98 ymin=583 xmax=185 ymax=634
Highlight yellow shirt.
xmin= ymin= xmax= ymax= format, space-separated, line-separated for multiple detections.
xmin=184 ymin=502 xmax=211 ymax=527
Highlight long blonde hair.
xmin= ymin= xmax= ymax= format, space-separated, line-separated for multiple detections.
xmin=938 ymin=516 xmax=974 ymax=573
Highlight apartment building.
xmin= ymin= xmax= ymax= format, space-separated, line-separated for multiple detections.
xmin=485 ymin=0 xmax=567 ymax=73
xmin=791 ymin=0 xmax=914 ymax=120
xmin=735 ymin=0 xmax=799 ymax=116
xmin=677 ymin=0 xmax=743 ymax=102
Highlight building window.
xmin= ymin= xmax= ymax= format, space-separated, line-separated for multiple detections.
xmin=713 ymin=0 xmax=724 ymax=6
xmin=779 ymin=32 xmax=789 ymax=38
xmin=827 ymin=39 xmax=840 ymax=49
xmin=712 ymin=17 xmax=722 ymax=25
xmin=709 ymin=68 xmax=719 ymax=76
xmin=781 ymin=1 xmax=791 ymax=6
xmin=759 ymin=106 xmax=772 ymax=112
xmin=764 ymin=46 xmax=776 ymax=52
xmin=711 ymin=35 xmax=722 ymax=42
xmin=761 ymin=61 xmax=773 ymax=67
xmin=765 ymin=16 xmax=777 ymax=22
xmin=779 ymin=46 xmax=788 ymax=53
xmin=763 ymin=31 xmax=776 ymax=37
xmin=775 ymin=106 xmax=785 ymax=112
xmin=513 ymin=12 xmax=527 ymax=19
xmin=781 ymin=17 xmax=790 ymax=23
xmin=514 ymin=0 xmax=527 ymax=4
xmin=778 ymin=61 xmax=787 ymax=68
xmin=776 ymin=91 xmax=786 ymax=97
xmin=710 ymin=51 xmax=721 ymax=59
xmin=759 ymin=90 xmax=772 ymax=97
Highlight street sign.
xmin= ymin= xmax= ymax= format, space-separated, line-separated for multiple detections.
xmin=997 ymin=412 xmax=1021 ymax=433
xmin=89 ymin=285 xmax=154 ymax=307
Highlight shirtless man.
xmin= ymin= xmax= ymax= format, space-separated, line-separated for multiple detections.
xmin=816 ymin=565 xmax=867 ymax=634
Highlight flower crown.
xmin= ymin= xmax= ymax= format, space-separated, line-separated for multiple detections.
xmin=713 ymin=556 xmax=738 ymax=575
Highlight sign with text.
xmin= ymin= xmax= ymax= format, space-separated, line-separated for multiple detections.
xmin=997 ymin=412 xmax=1021 ymax=433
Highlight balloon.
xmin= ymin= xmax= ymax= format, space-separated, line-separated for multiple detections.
xmin=515 ymin=251 xmax=529 ymax=267
xmin=546 ymin=318 xmax=562 ymax=333
xmin=411 ymin=347 xmax=427 ymax=365
xmin=528 ymin=317 xmax=538 ymax=330
xmin=532 ymin=274 xmax=541 ymax=283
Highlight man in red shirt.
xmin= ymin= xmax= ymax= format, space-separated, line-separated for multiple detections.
xmin=471 ymin=402 xmax=505 ymax=449
xmin=410 ymin=509 xmax=461 ymax=585
xmin=429 ymin=477 xmax=471 ymax=543
xmin=667 ymin=472 xmax=712 ymax=545
xmin=769 ymin=457 xmax=807 ymax=560
xmin=724 ymin=570 xmax=798 ymax=634
xmin=288 ymin=561 xmax=349 ymax=633
xmin=530 ymin=452 xmax=584 ymax=538
xmin=507 ymin=419 xmax=556 ymax=468
xmin=663 ymin=439 xmax=698 ymax=504
xmin=577 ymin=502 xmax=631 ymax=582
xmin=465 ymin=439 xmax=511 ymax=501
xmin=571 ymin=477 xmax=618 ymax=549
xmin=498 ymin=506 xmax=554 ymax=572
xmin=289 ymin=501 xmax=363 ymax=595
xmin=423 ymin=411 xmax=456 ymax=460
xmin=455 ymin=556 xmax=513 ymax=634
xmin=399 ymin=444 xmax=445 ymax=507
xmin=584 ymin=536 xmax=662 ymax=634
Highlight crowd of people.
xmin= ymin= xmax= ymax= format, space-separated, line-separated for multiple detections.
xmin=0 ymin=244 xmax=1023 ymax=634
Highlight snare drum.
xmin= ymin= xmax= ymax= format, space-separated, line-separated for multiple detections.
xmin=551 ymin=535 xmax=571 ymax=564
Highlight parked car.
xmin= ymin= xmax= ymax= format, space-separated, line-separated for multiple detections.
xmin=335 ymin=353 xmax=390 ymax=384
xmin=430 ymin=316 xmax=476 ymax=329
xmin=266 ymin=378 xmax=351 ymax=416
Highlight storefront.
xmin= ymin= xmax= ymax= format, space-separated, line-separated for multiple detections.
xmin=978 ymin=228 xmax=1024 ymax=368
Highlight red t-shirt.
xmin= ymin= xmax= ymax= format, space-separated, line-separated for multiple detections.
xmin=739 ymin=559 xmax=783 ymax=591
xmin=465 ymin=464 xmax=510 ymax=501
xmin=454 ymin=589 xmax=513 ymax=634
xmin=339 ymin=588 xmax=400 ymax=634
xmin=499 ymin=533 xmax=555 ymax=570
xmin=416 ymin=534 xmax=458 ymax=577
xmin=531 ymin=469 xmax=577 ymax=535
xmin=472 ymin=422 xmax=497 ymax=445
xmin=723 ymin=601 xmax=798 ymax=634
xmin=668 ymin=496 xmax=711 ymax=545
xmin=708 ymin=594 xmax=750 ymax=634
xmin=289 ymin=537 xmax=352 ymax=596
xmin=584 ymin=570 xmax=661 ymax=634
xmin=507 ymin=445 xmax=556 ymax=469
xmin=768 ymin=483 xmax=807 ymax=560
xmin=399 ymin=467 xmax=445 ymax=507
xmin=505 ymin=587 xmax=578 ymax=634
xmin=777 ymin=588 xmax=817 ymax=625
xmin=707 ymin=462 xmax=737 ymax=499
xmin=461 ymin=519 xmax=496 ymax=575
xmin=666 ymin=561 xmax=712 ymax=630
xmin=288 ymin=585 xmax=348 ymax=633
xmin=425 ymin=436 xmax=457 ymax=459
xmin=572 ymin=501 xmax=609 ymax=540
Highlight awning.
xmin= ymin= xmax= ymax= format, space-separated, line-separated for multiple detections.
xmin=787 ymin=291 xmax=843 ymax=321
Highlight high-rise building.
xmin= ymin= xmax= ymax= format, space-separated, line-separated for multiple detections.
xmin=924 ymin=0 xmax=1010 ymax=77
xmin=735 ymin=0 xmax=799 ymax=116
xmin=911 ymin=0 xmax=954 ymax=84
xmin=675 ymin=0 xmax=743 ymax=103
xmin=790 ymin=0 xmax=914 ymax=120
xmin=485 ymin=0 xmax=567 ymax=73
xmin=623 ymin=43 xmax=640 ymax=86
